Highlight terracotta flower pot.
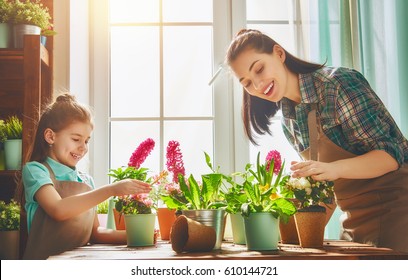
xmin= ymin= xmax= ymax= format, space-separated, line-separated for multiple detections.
xmin=294 ymin=205 xmax=326 ymax=248
xmin=113 ymin=209 xmax=126 ymax=230
xmin=279 ymin=215 xmax=299 ymax=244
xmin=157 ymin=208 xmax=177 ymax=241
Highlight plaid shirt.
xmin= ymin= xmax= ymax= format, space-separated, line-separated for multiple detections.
xmin=281 ymin=67 xmax=408 ymax=166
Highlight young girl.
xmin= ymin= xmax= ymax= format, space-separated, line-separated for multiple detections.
xmin=21 ymin=93 xmax=151 ymax=259
xmin=226 ymin=29 xmax=408 ymax=252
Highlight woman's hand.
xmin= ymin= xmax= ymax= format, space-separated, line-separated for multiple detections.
xmin=290 ymin=150 xmax=398 ymax=181
xmin=110 ymin=179 xmax=152 ymax=196
xmin=290 ymin=160 xmax=340 ymax=181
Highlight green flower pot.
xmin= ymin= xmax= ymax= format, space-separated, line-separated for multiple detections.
xmin=4 ymin=139 xmax=22 ymax=170
xmin=0 ymin=23 xmax=12 ymax=48
xmin=230 ymin=212 xmax=246 ymax=245
xmin=124 ymin=213 xmax=156 ymax=247
xmin=244 ymin=212 xmax=279 ymax=251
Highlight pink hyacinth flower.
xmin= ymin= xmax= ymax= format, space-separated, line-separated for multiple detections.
xmin=128 ymin=138 xmax=155 ymax=169
xmin=265 ymin=150 xmax=282 ymax=175
xmin=166 ymin=140 xmax=186 ymax=183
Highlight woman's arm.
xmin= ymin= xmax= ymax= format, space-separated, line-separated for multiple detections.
xmin=35 ymin=179 xmax=151 ymax=221
xmin=291 ymin=149 xmax=398 ymax=181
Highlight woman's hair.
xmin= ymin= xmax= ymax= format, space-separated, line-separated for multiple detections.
xmin=226 ymin=29 xmax=324 ymax=145
xmin=28 ymin=93 xmax=94 ymax=163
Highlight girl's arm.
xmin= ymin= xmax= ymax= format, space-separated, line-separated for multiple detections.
xmin=35 ymin=179 xmax=151 ymax=221
xmin=291 ymin=150 xmax=398 ymax=181
xmin=90 ymin=214 xmax=127 ymax=244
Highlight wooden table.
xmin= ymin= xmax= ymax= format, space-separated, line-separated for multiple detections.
xmin=48 ymin=239 xmax=408 ymax=260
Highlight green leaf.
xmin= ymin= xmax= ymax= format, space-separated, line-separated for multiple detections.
xmin=204 ymin=151 xmax=213 ymax=171
xmin=243 ymin=180 xmax=258 ymax=206
xmin=161 ymin=195 xmax=187 ymax=210
xmin=201 ymin=173 xmax=222 ymax=207
xmin=187 ymin=174 xmax=202 ymax=209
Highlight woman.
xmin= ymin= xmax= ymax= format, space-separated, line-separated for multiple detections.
xmin=226 ymin=29 xmax=408 ymax=252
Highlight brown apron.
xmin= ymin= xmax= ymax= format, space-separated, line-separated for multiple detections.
xmin=23 ymin=163 xmax=95 ymax=259
xmin=300 ymin=106 xmax=408 ymax=253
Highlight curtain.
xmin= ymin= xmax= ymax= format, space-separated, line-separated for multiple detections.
xmin=293 ymin=0 xmax=408 ymax=239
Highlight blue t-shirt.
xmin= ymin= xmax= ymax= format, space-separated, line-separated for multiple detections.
xmin=22 ymin=157 xmax=95 ymax=231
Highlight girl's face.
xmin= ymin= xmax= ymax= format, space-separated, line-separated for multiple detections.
xmin=45 ymin=121 xmax=92 ymax=168
xmin=229 ymin=45 xmax=291 ymax=103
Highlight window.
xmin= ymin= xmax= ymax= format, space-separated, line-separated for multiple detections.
xmin=245 ymin=0 xmax=300 ymax=164
xmin=91 ymin=0 xmax=299 ymax=186
xmin=108 ymin=0 xmax=216 ymax=178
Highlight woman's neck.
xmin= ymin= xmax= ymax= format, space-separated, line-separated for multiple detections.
xmin=285 ymin=71 xmax=301 ymax=104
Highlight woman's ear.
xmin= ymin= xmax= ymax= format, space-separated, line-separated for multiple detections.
xmin=273 ymin=44 xmax=286 ymax=62
xmin=44 ymin=128 xmax=55 ymax=145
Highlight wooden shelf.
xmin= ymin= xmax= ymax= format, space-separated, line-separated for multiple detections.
xmin=1 ymin=35 xmax=53 ymax=259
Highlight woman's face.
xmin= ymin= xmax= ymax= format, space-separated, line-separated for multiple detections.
xmin=229 ymin=45 xmax=289 ymax=103
xmin=46 ymin=121 xmax=92 ymax=168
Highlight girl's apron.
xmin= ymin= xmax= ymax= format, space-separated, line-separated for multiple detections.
xmin=23 ymin=163 xmax=95 ymax=259
xmin=300 ymin=106 xmax=408 ymax=253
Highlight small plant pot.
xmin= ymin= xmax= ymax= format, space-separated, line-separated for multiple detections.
xmin=0 ymin=230 xmax=20 ymax=260
xmin=279 ymin=215 xmax=299 ymax=244
xmin=294 ymin=205 xmax=326 ymax=248
xmin=181 ymin=209 xmax=226 ymax=250
xmin=230 ymin=212 xmax=246 ymax=245
xmin=4 ymin=139 xmax=22 ymax=170
xmin=244 ymin=212 xmax=279 ymax=251
xmin=113 ymin=209 xmax=126 ymax=230
xmin=13 ymin=24 xmax=41 ymax=48
xmin=124 ymin=213 xmax=156 ymax=247
xmin=157 ymin=208 xmax=176 ymax=241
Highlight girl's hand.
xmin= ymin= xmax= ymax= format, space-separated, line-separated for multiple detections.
xmin=110 ymin=179 xmax=152 ymax=196
xmin=290 ymin=160 xmax=340 ymax=181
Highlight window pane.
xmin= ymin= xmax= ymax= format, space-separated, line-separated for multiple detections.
xmin=163 ymin=26 xmax=213 ymax=117
xmin=110 ymin=121 xmax=160 ymax=174
xmin=246 ymin=0 xmax=289 ymax=21
xmin=164 ymin=120 xmax=213 ymax=178
xmin=162 ymin=0 xmax=213 ymax=22
xmin=249 ymin=118 xmax=300 ymax=172
xmin=110 ymin=0 xmax=159 ymax=23
xmin=110 ymin=26 xmax=160 ymax=118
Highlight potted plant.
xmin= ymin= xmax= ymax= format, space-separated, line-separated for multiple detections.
xmin=114 ymin=193 xmax=156 ymax=247
xmin=0 ymin=199 xmax=21 ymax=259
xmin=0 ymin=0 xmax=13 ymax=48
xmin=0 ymin=119 xmax=6 ymax=170
xmin=220 ymin=174 xmax=248 ymax=245
xmin=10 ymin=0 xmax=54 ymax=48
xmin=283 ymin=176 xmax=335 ymax=248
xmin=108 ymin=137 xmax=155 ymax=230
xmin=96 ymin=199 xmax=109 ymax=228
xmin=238 ymin=150 xmax=297 ymax=250
xmin=108 ymin=138 xmax=158 ymax=246
xmin=2 ymin=115 xmax=23 ymax=170
xmin=158 ymin=145 xmax=228 ymax=250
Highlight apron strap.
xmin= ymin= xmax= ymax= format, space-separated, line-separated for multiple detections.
xmin=42 ymin=161 xmax=57 ymax=182
xmin=308 ymin=104 xmax=319 ymax=161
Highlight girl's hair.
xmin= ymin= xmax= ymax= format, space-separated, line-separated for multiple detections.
xmin=15 ymin=93 xmax=93 ymax=241
xmin=27 ymin=93 xmax=94 ymax=163
xmin=226 ymin=29 xmax=324 ymax=145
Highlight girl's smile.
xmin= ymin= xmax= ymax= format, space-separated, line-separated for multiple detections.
xmin=46 ymin=121 xmax=92 ymax=168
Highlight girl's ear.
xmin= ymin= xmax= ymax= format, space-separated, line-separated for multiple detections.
xmin=273 ymin=44 xmax=286 ymax=62
xmin=44 ymin=128 xmax=55 ymax=145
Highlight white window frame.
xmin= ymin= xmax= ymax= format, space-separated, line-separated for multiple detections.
xmin=88 ymin=0 xmax=251 ymax=187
